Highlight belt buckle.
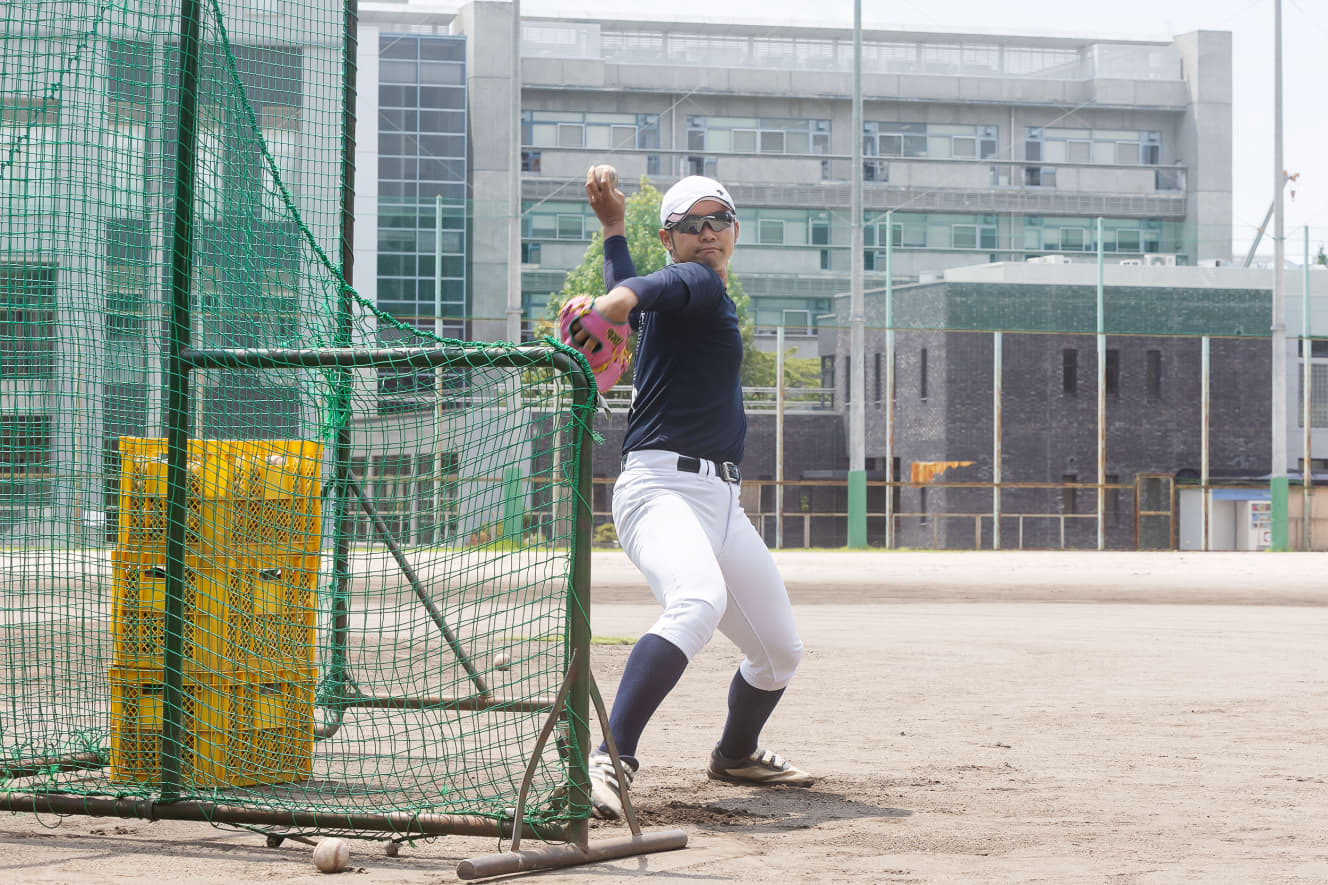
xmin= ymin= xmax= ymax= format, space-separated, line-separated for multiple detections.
xmin=719 ymin=461 xmax=741 ymax=484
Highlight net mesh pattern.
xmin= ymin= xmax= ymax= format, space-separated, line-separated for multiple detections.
xmin=0 ymin=0 xmax=594 ymax=836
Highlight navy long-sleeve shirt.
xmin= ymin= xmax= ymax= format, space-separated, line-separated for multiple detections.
xmin=602 ymin=235 xmax=746 ymax=465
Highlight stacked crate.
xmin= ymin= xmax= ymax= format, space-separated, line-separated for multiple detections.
xmin=110 ymin=439 xmax=323 ymax=788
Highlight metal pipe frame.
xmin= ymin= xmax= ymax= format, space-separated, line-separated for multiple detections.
xmin=159 ymin=0 xmax=206 ymax=802
xmin=345 ymin=474 xmax=489 ymax=699
xmin=323 ymin=693 xmax=554 ymax=714
xmin=32 ymin=340 xmax=602 ymax=848
xmin=1 ymin=753 xmax=107 ymax=780
xmin=0 ymin=793 xmax=568 ymax=842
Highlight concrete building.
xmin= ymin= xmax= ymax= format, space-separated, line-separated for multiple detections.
xmin=350 ymin=2 xmax=1234 ymax=357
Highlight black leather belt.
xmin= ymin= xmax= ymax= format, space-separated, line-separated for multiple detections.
xmin=676 ymin=455 xmax=741 ymax=484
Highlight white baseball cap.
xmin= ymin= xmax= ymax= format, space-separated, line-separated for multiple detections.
xmin=659 ymin=176 xmax=737 ymax=227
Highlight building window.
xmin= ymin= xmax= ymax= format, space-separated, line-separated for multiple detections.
xmin=1298 ymin=364 xmax=1328 ymax=427
xmin=556 ymin=122 xmax=583 ymax=147
xmin=873 ymin=352 xmax=882 ymax=405
xmin=1146 ymin=349 xmax=1161 ymax=397
xmin=1060 ymin=227 xmax=1087 ymax=251
xmin=687 ymin=155 xmax=717 ymax=177
xmin=520 ymin=150 xmax=540 ymax=172
xmin=1024 ymin=166 xmax=1055 ymax=188
xmin=1062 ymin=474 xmax=1077 ymax=514
xmin=0 ymin=414 xmax=53 ymax=511
xmin=820 ymin=354 xmax=835 ymax=398
xmin=919 ymin=347 xmax=928 ymax=400
xmin=521 ymin=241 xmax=540 ymax=264
xmin=866 ymin=121 xmax=997 ymax=159
xmin=952 ymin=224 xmax=977 ymax=249
xmin=1032 ymin=126 xmax=1163 ymax=166
xmin=758 ymin=219 xmax=784 ymax=245
xmin=524 ymin=110 xmax=642 ymax=152
xmin=687 ymin=115 xmax=829 ymax=155
xmin=1062 ymin=348 xmax=1077 ymax=396
xmin=820 ymin=249 xmax=830 ymax=270
xmin=1105 ymin=348 xmax=1120 ymax=396
xmin=556 ymin=214 xmax=584 ymax=239
xmin=0 ymin=264 xmax=57 ymax=379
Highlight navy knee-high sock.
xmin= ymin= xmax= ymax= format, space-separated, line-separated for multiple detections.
xmin=716 ymin=669 xmax=785 ymax=761
xmin=597 ymin=633 xmax=689 ymax=760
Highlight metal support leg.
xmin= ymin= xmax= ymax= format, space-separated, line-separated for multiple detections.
xmin=458 ymin=658 xmax=686 ymax=880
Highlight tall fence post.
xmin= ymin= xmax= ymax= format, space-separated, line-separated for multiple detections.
xmin=884 ymin=210 xmax=895 ymax=549
xmin=992 ymin=330 xmax=1002 ymax=550
xmin=1096 ymin=217 xmax=1106 ymax=551
xmin=1303 ymin=226 xmax=1313 ymax=551
xmin=1201 ymin=336 xmax=1210 ymax=551
xmin=776 ymin=325 xmax=785 ymax=549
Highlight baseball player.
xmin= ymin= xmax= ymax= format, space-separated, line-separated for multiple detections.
xmin=573 ymin=168 xmax=813 ymax=821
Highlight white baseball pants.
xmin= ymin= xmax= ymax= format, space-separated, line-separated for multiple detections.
xmin=611 ymin=449 xmax=803 ymax=691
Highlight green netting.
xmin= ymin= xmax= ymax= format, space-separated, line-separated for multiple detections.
xmin=1 ymin=0 xmax=595 ymax=839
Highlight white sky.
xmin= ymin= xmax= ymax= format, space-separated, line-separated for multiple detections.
xmin=523 ymin=0 xmax=1328 ymax=260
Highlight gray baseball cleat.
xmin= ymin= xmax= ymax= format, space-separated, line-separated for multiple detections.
xmin=587 ymin=750 xmax=638 ymax=820
xmin=706 ymin=747 xmax=815 ymax=787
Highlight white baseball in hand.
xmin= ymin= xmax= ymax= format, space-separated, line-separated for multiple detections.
xmin=313 ymin=837 xmax=350 ymax=873
xmin=594 ymin=164 xmax=618 ymax=190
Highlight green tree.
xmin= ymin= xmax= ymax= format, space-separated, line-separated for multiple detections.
xmin=539 ymin=177 xmax=776 ymax=384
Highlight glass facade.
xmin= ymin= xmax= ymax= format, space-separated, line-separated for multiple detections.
xmin=377 ymin=34 xmax=467 ymax=333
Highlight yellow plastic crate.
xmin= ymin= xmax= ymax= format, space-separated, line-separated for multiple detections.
xmin=111 ymin=550 xmax=319 ymax=675
xmin=117 ymin=439 xmax=323 ymax=562
xmin=247 ymin=555 xmax=319 ymax=672
xmin=109 ymin=667 xmax=315 ymax=789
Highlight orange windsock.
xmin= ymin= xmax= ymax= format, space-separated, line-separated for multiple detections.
xmin=909 ymin=460 xmax=974 ymax=484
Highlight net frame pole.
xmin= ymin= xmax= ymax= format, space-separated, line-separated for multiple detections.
xmin=328 ymin=0 xmax=360 ymax=694
xmin=0 ymin=793 xmax=568 ymax=841
xmin=160 ymin=0 xmax=206 ymax=801
xmin=564 ymin=355 xmax=595 ymax=851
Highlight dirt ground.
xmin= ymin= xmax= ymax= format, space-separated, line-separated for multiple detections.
xmin=2 ymin=551 xmax=1325 ymax=884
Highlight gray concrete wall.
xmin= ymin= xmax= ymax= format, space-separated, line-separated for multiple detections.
xmin=454 ymin=1 xmax=518 ymax=342
xmin=1174 ymin=30 xmax=1233 ymax=263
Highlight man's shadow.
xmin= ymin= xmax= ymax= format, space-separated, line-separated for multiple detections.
xmin=629 ymin=784 xmax=911 ymax=835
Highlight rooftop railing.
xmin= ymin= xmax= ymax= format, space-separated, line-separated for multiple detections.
xmin=522 ymin=22 xmax=1183 ymax=82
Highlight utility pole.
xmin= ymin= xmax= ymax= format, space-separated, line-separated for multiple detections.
xmin=507 ymin=0 xmax=523 ymax=344
xmin=1271 ymin=0 xmax=1289 ymax=550
xmin=847 ymin=0 xmax=866 ymax=547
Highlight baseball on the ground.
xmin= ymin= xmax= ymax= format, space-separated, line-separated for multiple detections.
xmin=494 ymin=652 xmax=512 ymax=671
xmin=312 ymin=837 xmax=350 ymax=873
xmin=594 ymin=164 xmax=618 ymax=189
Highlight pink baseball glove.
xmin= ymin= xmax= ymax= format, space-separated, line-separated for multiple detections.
xmin=558 ymin=294 xmax=631 ymax=393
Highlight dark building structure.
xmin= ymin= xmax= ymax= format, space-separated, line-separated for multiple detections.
xmin=821 ymin=264 xmax=1275 ymax=549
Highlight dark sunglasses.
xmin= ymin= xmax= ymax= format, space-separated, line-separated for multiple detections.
xmin=667 ymin=212 xmax=735 ymax=235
